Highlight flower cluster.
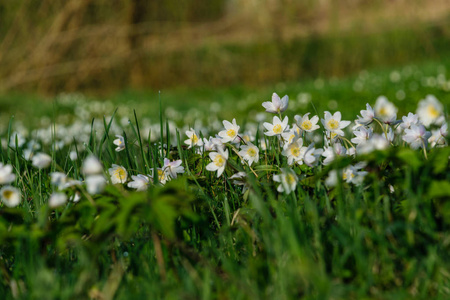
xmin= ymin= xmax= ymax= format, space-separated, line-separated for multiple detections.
xmin=184 ymin=92 xmax=448 ymax=195
xmin=0 ymin=91 xmax=447 ymax=209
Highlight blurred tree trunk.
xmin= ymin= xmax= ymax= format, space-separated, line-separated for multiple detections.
xmin=127 ymin=0 xmax=146 ymax=88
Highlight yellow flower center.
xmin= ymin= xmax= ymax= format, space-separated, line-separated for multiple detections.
xmin=191 ymin=134 xmax=199 ymax=144
xmin=427 ymin=105 xmax=439 ymax=118
xmin=157 ymin=169 xmax=166 ymax=181
xmin=3 ymin=190 xmax=13 ymax=199
xmin=273 ymin=124 xmax=283 ymax=134
xmin=378 ymin=107 xmax=387 ymax=116
xmin=226 ymin=129 xmax=236 ymax=138
xmin=290 ymin=146 xmax=300 ymax=157
xmin=288 ymin=134 xmax=295 ymax=143
xmin=302 ymin=120 xmax=312 ymax=131
xmin=214 ymin=155 xmax=225 ymax=167
xmin=327 ymin=119 xmax=339 ymax=130
xmin=330 ymin=132 xmax=338 ymax=139
xmin=286 ymin=174 xmax=296 ymax=185
xmin=247 ymin=148 xmax=257 ymax=157
xmin=114 ymin=168 xmax=126 ymax=181
xmin=343 ymin=172 xmax=355 ymax=180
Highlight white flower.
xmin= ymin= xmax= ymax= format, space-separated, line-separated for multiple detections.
xmin=400 ymin=113 xmax=419 ymax=130
xmin=321 ymin=111 xmax=350 ymax=136
xmin=325 ymin=170 xmax=338 ymax=187
xmin=9 ymin=132 xmax=25 ymax=148
xmin=61 ymin=179 xmax=82 ymax=190
xmin=263 ymin=116 xmax=289 ymax=136
xmin=238 ymin=142 xmax=259 ymax=166
xmin=52 ymin=140 xmax=64 ymax=152
xmin=0 ymin=163 xmax=15 ymax=185
xmin=389 ymin=185 xmax=395 ymax=194
xmin=355 ymin=103 xmax=375 ymax=126
xmin=202 ymin=136 xmax=224 ymax=152
xmin=402 ymin=124 xmax=431 ymax=149
xmin=184 ymin=128 xmax=203 ymax=148
xmin=351 ymin=127 xmax=373 ymax=145
xmin=50 ymin=172 xmax=67 ymax=190
xmin=357 ymin=134 xmax=389 ymax=154
xmin=85 ymin=175 xmax=106 ymax=194
xmin=259 ymin=139 xmax=267 ymax=151
xmin=82 ymin=155 xmax=103 ymax=175
xmin=281 ymin=137 xmax=306 ymax=165
xmin=385 ymin=127 xmax=395 ymax=144
xmin=326 ymin=163 xmax=367 ymax=187
xmin=163 ymin=158 xmax=184 ymax=179
xmin=23 ymin=149 xmax=34 ymax=161
xmin=374 ymin=96 xmax=398 ymax=123
xmin=325 ymin=130 xmax=340 ymax=141
xmin=27 ymin=140 xmax=41 ymax=151
xmin=127 ymin=174 xmax=150 ymax=191
xmin=262 ymin=93 xmax=289 ymax=114
xmin=273 ymin=168 xmax=298 ymax=194
xmin=241 ymin=132 xmax=255 ymax=143
xmin=69 ymin=151 xmax=78 ymax=161
xmin=281 ymin=127 xmax=300 ymax=146
xmin=229 ymin=172 xmax=249 ymax=194
xmin=206 ymin=149 xmax=229 ymax=177
xmin=32 ymin=152 xmax=52 ymax=169
xmin=303 ymin=144 xmax=323 ymax=167
xmin=218 ymin=119 xmax=240 ymax=143
xmin=343 ymin=163 xmax=368 ymax=186
xmin=428 ymin=129 xmax=446 ymax=148
xmin=428 ymin=129 xmax=441 ymax=147
xmin=113 ymin=135 xmax=125 ymax=152
xmin=108 ymin=164 xmax=128 ymax=184
xmin=49 ymin=192 xmax=67 ymax=208
xmin=348 ymin=147 xmax=356 ymax=157
xmin=150 ymin=168 xmax=169 ymax=185
xmin=416 ymin=95 xmax=444 ymax=127
xmin=0 ymin=186 xmax=21 ymax=207
xmin=70 ymin=192 xmax=81 ymax=203
xmin=322 ymin=143 xmax=347 ymax=165
xmin=294 ymin=113 xmax=320 ymax=132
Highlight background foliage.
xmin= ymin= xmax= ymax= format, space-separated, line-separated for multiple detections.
xmin=0 ymin=0 xmax=450 ymax=93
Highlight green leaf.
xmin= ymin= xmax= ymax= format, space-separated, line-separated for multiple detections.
xmin=396 ymin=148 xmax=422 ymax=170
xmin=431 ymin=147 xmax=450 ymax=174
xmin=428 ymin=180 xmax=450 ymax=198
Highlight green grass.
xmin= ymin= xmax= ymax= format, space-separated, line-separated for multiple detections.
xmin=0 ymin=58 xmax=449 ymax=299
xmin=1 ymin=57 xmax=449 ymax=130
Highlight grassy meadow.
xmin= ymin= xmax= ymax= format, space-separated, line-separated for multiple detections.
xmin=0 ymin=57 xmax=448 ymax=299
xmin=1 ymin=1 xmax=450 ymax=299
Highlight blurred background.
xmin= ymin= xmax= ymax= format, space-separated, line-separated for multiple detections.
xmin=1 ymin=0 xmax=450 ymax=95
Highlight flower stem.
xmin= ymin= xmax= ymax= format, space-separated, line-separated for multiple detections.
xmin=422 ymin=140 xmax=428 ymax=160
xmin=374 ymin=118 xmax=389 ymax=141
xmin=340 ymin=136 xmax=356 ymax=152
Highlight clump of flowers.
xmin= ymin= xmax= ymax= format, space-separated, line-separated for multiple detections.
xmin=187 ymin=92 xmax=449 ymax=197
xmin=0 ymin=90 xmax=447 ymax=210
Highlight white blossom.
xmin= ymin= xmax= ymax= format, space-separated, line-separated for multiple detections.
xmin=0 ymin=186 xmax=21 ymax=207
xmin=262 ymin=93 xmax=289 ymax=114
